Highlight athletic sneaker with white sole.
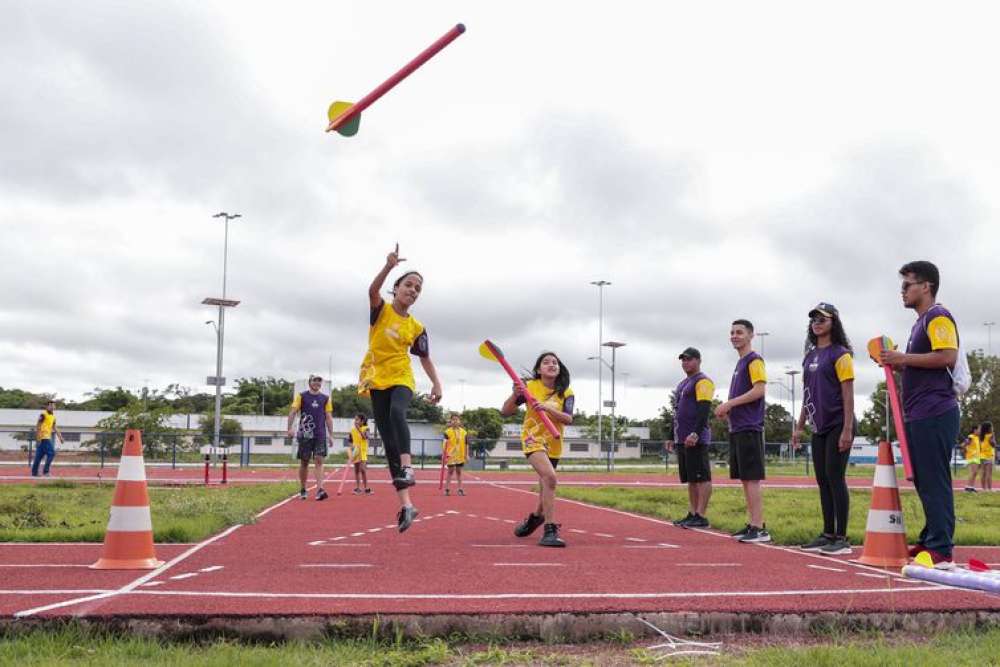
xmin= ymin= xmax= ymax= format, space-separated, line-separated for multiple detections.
xmin=800 ymin=534 xmax=833 ymax=552
xmin=731 ymin=523 xmax=752 ymax=539
xmin=819 ymin=538 xmax=852 ymax=555
xmin=738 ymin=525 xmax=771 ymax=543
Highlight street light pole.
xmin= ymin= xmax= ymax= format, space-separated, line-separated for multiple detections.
xmin=590 ymin=280 xmax=611 ymax=457
xmin=205 ymin=211 xmax=241 ymax=455
xmin=986 ymin=321 xmax=996 ymax=356
xmin=785 ymin=368 xmax=800 ymax=448
xmin=603 ymin=341 xmax=626 ymax=472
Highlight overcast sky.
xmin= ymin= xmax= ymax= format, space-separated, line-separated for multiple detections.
xmin=3 ymin=1 xmax=999 ymax=420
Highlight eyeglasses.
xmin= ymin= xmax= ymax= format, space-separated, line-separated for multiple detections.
xmin=810 ymin=315 xmax=830 ymax=324
xmin=901 ymin=280 xmax=926 ymax=292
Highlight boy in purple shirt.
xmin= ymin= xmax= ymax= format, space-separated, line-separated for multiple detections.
xmin=880 ymin=261 xmax=961 ymax=570
xmin=715 ymin=319 xmax=770 ymax=543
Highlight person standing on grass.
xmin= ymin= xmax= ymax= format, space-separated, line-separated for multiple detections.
xmin=979 ymin=422 xmax=994 ymax=491
xmin=715 ymin=319 xmax=770 ymax=543
xmin=31 ymin=400 xmax=64 ymax=477
xmin=963 ymin=425 xmax=982 ymax=493
xmin=287 ymin=375 xmax=333 ymax=501
xmin=880 ymin=260 xmax=961 ymax=570
xmin=502 ymin=351 xmax=574 ymax=548
xmin=792 ymin=303 xmax=856 ymax=556
xmin=666 ymin=347 xmax=715 ymax=529
xmin=350 ymin=414 xmax=371 ymax=495
xmin=442 ymin=413 xmax=469 ymax=496
xmin=359 ymin=244 xmax=443 ymax=532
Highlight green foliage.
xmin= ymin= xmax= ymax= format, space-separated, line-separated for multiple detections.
xmin=407 ymin=392 xmax=445 ymax=423
xmin=764 ymin=402 xmax=793 ymax=443
xmin=0 ymin=387 xmax=54 ymax=409
xmin=89 ymin=402 xmax=184 ymax=457
xmin=75 ymin=386 xmax=136 ymax=411
xmin=958 ymin=350 xmax=1000 ymax=435
xmin=859 ymin=380 xmax=890 ymax=444
xmin=328 ymin=383 xmax=374 ymax=418
xmin=198 ymin=415 xmax=244 ymax=447
xmin=459 ymin=407 xmax=504 ymax=440
xmin=223 ymin=376 xmax=294 ymax=415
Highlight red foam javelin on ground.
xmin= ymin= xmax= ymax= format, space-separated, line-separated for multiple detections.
xmin=326 ymin=23 xmax=465 ymax=134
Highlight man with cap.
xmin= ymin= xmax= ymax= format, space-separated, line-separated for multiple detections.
xmin=666 ymin=348 xmax=716 ymax=528
xmin=32 ymin=400 xmax=64 ymax=477
xmin=287 ymin=375 xmax=334 ymax=500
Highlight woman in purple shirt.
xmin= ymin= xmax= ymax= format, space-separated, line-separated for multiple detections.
xmin=792 ymin=303 xmax=856 ymax=556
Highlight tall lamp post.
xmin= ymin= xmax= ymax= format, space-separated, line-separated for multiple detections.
xmin=785 ymin=368 xmax=800 ymax=461
xmin=756 ymin=331 xmax=770 ymax=444
xmin=986 ymin=321 xmax=996 ymax=356
xmin=590 ymin=280 xmax=611 ymax=456
xmin=203 ymin=211 xmax=241 ymax=455
xmin=603 ymin=341 xmax=626 ymax=472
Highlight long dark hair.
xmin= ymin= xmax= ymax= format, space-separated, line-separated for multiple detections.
xmin=531 ymin=351 xmax=571 ymax=398
xmin=804 ymin=312 xmax=853 ymax=355
xmin=982 ymin=422 xmax=994 ymax=438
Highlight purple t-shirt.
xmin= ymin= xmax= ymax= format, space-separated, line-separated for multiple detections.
xmin=728 ymin=352 xmax=765 ymax=433
xmin=297 ymin=391 xmax=330 ymax=441
xmin=902 ymin=304 xmax=959 ymax=422
xmin=674 ymin=372 xmax=712 ymax=444
xmin=802 ymin=345 xmax=852 ymax=435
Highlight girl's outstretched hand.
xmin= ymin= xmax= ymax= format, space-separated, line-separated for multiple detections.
xmin=386 ymin=243 xmax=406 ymax=268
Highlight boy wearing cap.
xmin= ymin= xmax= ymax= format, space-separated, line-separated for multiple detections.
xmin=287 ymin=375 xmax=334 ymax=501
xmin=667 ymin=348 xmax=715 ymax=528
xmin=880 ymin=261 xmax=961 ymax=569
xmin=716 ymin=319 xmax=770 ymax=543
xmin=32 ymin=400 xmax=64 ymax=477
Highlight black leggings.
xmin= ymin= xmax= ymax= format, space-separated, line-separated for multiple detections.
xmin=811 ymin=425 xmax=851 ymax=537
xmin=371 ymin=386 xmax=413 ymax=483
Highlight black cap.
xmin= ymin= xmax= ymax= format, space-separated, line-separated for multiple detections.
xmin=678 ymin=347 xmax=701 ymax=360
xmin=808 ymin=302 xmax=839 ymax=319
xmin=308 ymin=375 xmax=323 ymax=382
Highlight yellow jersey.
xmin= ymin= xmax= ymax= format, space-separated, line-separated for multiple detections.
xmin=520 ymin=379 xmax=575 ymax=460
xmin=350 ymin=425 xmax=368 ymax=462
xmin=965 ymin=434 xmax=981 ymax=463
xmin=358 ymin=299 xmax=428 ymax=395
xmin=36 ymin=412 xmax=56 ymax=440
xmin=443 ymin=427 xmax=468 ymax=465
xmin=980 ymin=433 xmax=995 ymax=460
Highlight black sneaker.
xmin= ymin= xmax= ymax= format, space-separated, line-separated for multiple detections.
xmin=364 ymin=488 xmax=373 ymax=495
xmin=299 ymin=488 xmax=307 ymax=500
xmin=352 ymin=487 xmax=363 ymax=495
xmin=392 ymin=466 xmax=416 ymax=489
xmin=800 ymin=534 xmax=833 ymax=552
xmin=539 ymin=523 xmax=566 ymax=547
xmin=514 ymin=513 xmax=545 ymax=538
xmin=739 ymin=525 xmax=772 ymax=543
xmin=819 ymin=537 xmax=852 ymax=556
xmin=686 ymin=514 xmax=710 ymax=528
xmin=731 ymin=523 xmax=752 ymax=539
xmin=457 ymin=488 xmax=465 ymax=496
xmin=316 ymin=488 xmax=329 ymax=501
xmin=444 ymin=488 xmax=451 ymax=496
xmin=673 ymin=512 xmax=695 ymax=527
xmin=397 ymin=506 xmax=420 ymax=533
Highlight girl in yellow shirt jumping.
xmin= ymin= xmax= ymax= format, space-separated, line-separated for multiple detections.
xmin=359 ymin=245 xmax=443 ymax=532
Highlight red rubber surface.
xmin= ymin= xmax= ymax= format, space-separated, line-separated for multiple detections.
xmin=3 ymin=473 xmax=999 ymax=619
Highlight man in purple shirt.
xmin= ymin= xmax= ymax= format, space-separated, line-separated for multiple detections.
xmin=666 ymin=347 xmax=715 ymax=528
xmin=880 ymin=261 xmax=961 ymax=570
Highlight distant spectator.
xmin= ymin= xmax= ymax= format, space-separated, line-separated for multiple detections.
xmin=32 ymin=400 xmax=64 ymax=477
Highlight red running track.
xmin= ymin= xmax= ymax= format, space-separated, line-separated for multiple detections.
xmin=3 ymin=473 xmax=1000 ymax=619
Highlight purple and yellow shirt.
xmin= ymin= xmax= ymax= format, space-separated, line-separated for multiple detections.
xmin=674 ymin=372 xmax=715 ymax=444
xmin=802 ymin=345 xmax=854 ymax=435
xmin=728 ymin=352 xmax=767 ymax=433
xmin=902 ymin=304 xmax=959 ymax=422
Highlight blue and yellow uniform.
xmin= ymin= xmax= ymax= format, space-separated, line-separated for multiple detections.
xmin=517 ymin=380 xmax=575 ymax=460
xmin=443 ymin=427 xmax=468 ymax=466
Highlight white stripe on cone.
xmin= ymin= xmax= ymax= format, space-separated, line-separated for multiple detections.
xmin=117 ymin=456 xmax=148 ymax=481
xmin=874 ymin=465 xmax=898 ymax=488
xmin=107 ymin=506 xmax=154 ymax=532
xmin=865 ymin=509 xmax=905 ymax=534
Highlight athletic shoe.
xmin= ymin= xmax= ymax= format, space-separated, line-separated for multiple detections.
xmin=299 ymin=488 xmax=307 ymax=500
xmin=514 ymin=512 xmax=545 ymax=538
xmin=397 ymin=506 xmax=420 ymax=533
xmin=352 ymin=487 xmax=363 ymax=495
xmin=924 ymin=548 xmax=955 ymax=570
xmin=800 ymin=534 xmax=834 ymax=552
xmin=673 ymin=512 xmax=695 ymax=527
xmin=739 ymin=525 xmax=772 ymax=543
xmin=444 ymin=489 xmax=450 ymax=496
xmin=819 ymin=538 xmax=852 ymax=556
xmin=316 ymin=488 xmax=329 ymax=501
xmin=965 ymin=486 xmax=977 ymax=492
xmin=393 ymin=466 xmax=416 ymax=488
xmin=907 ymin=544 xmax=926 ymax=558
xmin=539 ymin=523 xmax=566 ymax=548
xmin=43 ymin=472 xmax=51 ymax=477
xmin=686 ymin=514 xmax=710 ymax=528
xmin=364 ymin=488 xmax=373 ymax=495
xmin=457 ymin=488 xmax=465 ymax=496
xmin=731 ymin=523 xmax=752 ymax=539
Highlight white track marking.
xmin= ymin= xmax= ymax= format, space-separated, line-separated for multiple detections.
xmin=856 ymin=572 xmax=894 ymax=579
xmin=675 ymin=563 xmax=740 ymax=567
xmin=299 ymin=564 xmax=372 ymax=568
xmin=168 ymin=573 xmax=199 ymax=581
xmin=626 ymin=537 xmax=647 ymax=542
xmin=625 ymin=544 xmax=681 ymax=549
xmin=127 ymin=586 xmax=945 ymax=600
xmin=492 ymin=563 xmax=564 ymax=567
xmin=503 ymin=519 xmax=516 ymax=524
xmin=13 ymin=488 xmax=303 ymax=617
xmin=140 ymin=581 xmax=165 ymax=587
xmin=595 ymin=533 xmax=615 ymax=538
xmin=569 ymin=529 xmax=587 ymax=534
xmin=311 ymin=543 xmax=370 ymax=547
xmin=198 ymin=566 xmax=224 ymax=573
xmin=0 ymin=589 xmax=111 ymax=595
xmin=808 ymin=565 xmax=847 ymax=573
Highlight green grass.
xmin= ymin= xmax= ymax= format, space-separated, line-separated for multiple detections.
xmin=0 ymin=481 xmax=299 ymax=542
xmin=558 ymin=484 xmax=1000 ymax=546
xmin=2 ymin=624 xmax=1000 ymax=665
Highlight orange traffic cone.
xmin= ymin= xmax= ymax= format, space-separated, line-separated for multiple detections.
xmin=854 ymin=440 xmax=908 ymax=567
xmin=91 ymin=430 xmax=164 ymax=569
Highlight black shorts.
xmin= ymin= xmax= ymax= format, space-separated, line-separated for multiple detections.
xmin=296 ymin=436 xmax=327 ymax=461
xmin=677 ymin=444 xmax=711 ymax=483
xmin=523 ymin=451 xmax=559 ymax=469
xmin=447 ymin=462 xmax=464 ymax=469
xmin=729 ymin=430 xmax=765 ymax=481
